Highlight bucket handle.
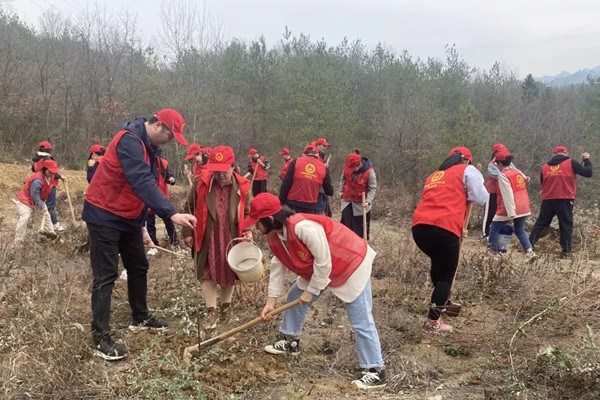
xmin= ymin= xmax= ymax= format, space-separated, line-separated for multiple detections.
xmin=226 ymin=237 xmax=259 ymax=255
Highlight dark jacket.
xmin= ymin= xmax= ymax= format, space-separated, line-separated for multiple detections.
xmin=540 ymin=154 xmax=592 ymax=185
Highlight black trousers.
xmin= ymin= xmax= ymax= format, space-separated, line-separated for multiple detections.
xmin=412 ymin=224 xmax=460 ymax=320
xmin=252 ymin=179 xmax=267 ymax=195
xmin=286 ymin=203 xmax=318 ymax=214
xmin=146 ymin=212 xmax=178 ymax=245
xmin=341 ymin=204 xmax=371 ymax=240
xmin=483 ymin=193 xmax=497 ymax=237
xmin=88 ymin=223 xmax=149 ymax=339
xmin=529 ymin=199 xmax=574 ymax=254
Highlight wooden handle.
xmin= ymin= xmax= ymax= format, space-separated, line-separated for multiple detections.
xmin=63 ymin=179 xmax=77 ymax=224
xmin=154 ymin=245 xmax=178 ymax=255
xmin=198 ymin=299 xmax=302 ymax=350
xmin=362 ymin=192 xmax=368 ymax=241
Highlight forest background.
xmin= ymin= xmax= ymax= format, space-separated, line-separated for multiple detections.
xmin=1 ymin=4 xmax=600 ymax=205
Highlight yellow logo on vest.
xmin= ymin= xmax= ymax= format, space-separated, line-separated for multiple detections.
xmin=515 ymin=173 xmax=526 ymax=188
xmin=296 ymin=251 xmax=308 ymax=261
xmin=425 ymin=170 xmax=446 ymax=189
xmin=215 ymin=152 xmax=224 ymax=161
xmin=431 ymin=171 xmax=445 ymax=182
xmin=301 ymin=163 xmax=318 ymax=179
xmin=548 ymin=164 xmax=562 ymax=176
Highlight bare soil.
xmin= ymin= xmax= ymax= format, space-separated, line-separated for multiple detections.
xmin=1 ymin=162 xmax=600 ymax=400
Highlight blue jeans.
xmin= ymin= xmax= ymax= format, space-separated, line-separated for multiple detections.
xmin=489 ymin=216 xmax=532 ymax=252
xmin=280 ymin=279 xmax=384 ymax=369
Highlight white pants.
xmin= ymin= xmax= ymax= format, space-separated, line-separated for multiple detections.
xmin=13 ymin=200 xmax=54 ymax=244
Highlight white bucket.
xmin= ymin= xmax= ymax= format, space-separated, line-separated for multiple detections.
xmin=226 ymin=238 xmax=264 ymax=282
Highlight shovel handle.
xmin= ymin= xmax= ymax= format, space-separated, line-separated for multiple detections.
xmin=198 ymin=298 xmax=302 ymax=350
xmin=63 ymin=179 xmax=77 ymax=224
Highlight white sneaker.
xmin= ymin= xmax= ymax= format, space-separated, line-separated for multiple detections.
xmin=53 ymin=222 xmax=65 ymax=232
xmin=120 ymin=270 xmax=128 ymax=281
xmin=147 ymin=248 xmax=158 ymax=256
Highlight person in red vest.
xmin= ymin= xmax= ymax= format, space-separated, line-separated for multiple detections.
xmin=529 ymin=146 xmax=592 ymax=258
xmin=313 ymin=138 xmax=332 ymax=216
xmin=487 ymin=150 xmax=535 ymax=257
xmin=184 ymin=143 xmax=210 ymax=179
xmin=340 ymin=152 xmax=377 ymax=239
xmin=279 ymin=144 xmax=334 ymax=214
xmin=82 ymin=108 xmax=196 ymax=361
xmin=244 ymin=148 xmax=270 ymax=195
xmin=146 ymin=151 xmax=178 ymax=254
xmin=412 ymin=147 xmax=487 ymax=333
xmin=278 ymin=148 xmax=292 ymax=180
xmin=182 ymin=146 xmax=252 ymax=331
xmin=13 ymin=159 xmax=60 ymax=244
xmin=242 ymin=193 xmax=386 ymax=390
xmin=31 ymin=141 xmax=66 ymax=232
xmin=482 ymin=143 xmax=506 ymax=238
xmin=87 ymin=144 xmax=105 ymax=183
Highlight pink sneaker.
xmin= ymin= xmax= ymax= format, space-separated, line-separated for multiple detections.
xmin=424 ymin=319 xmax=454 ymax=333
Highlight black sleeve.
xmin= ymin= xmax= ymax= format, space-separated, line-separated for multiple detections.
xmin=87 ymin=163 xmax=99 ymax=183
xmin=166 ymin=166 xmax=176 ymax=184
xmin=572 ymin=159 xmax=592 ymax=178
xmin=322 ymin=168 xmax=334 ymax=196
xmin=279 ymin=159 xmax=296 ymax=203
xmin=263 ymin=159 xmax=270 ymax=170
xmin=247 ymin=162 xmax=253 ymax=174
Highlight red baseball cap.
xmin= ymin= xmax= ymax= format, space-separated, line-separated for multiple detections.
xmin=553 ymin=145 xmax=568 ymax=154
xmin=42 ymin=159 xmax=59 ymax=173
xmin=315 ymin=137 xmax=330 ymax=146
xmin=343 ymin=152 xmax=362 ymax=175
xmin=206 ymin=146 xmax=235 ymax=172
xmin=201 ymin=147 xmax=212 ymax=155
xmin=448 ymin=146 xmax=472 ymax=162
xmin=185 ymin=143 xmax=202 ymax=160
xmin=494 ymin=149 xmax=512 ymax=162
xmin=240 ymin=193 xmax=282 ymax=230
xmin=248 ymin=148 xmax=258 ymax=157
xmin=39 ymin=141 xmax=53 ymax=150
xmin=303 ymin=144 xmax=318 ymax=154
xmin=89 ymin=144 xmax=105 ymax=154
xmin=278 ymin=148 xmax=290 ymax=156
xmin=492 ymin=143 xmax=506 ymax=153
xmin=154 ymin=108 xmax=187 ymax=146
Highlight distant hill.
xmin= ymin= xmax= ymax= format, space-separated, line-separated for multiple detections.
xmin=536 ymin=65 xmax=600 ymax=87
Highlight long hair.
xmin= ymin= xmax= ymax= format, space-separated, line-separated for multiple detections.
xmin=496 ymin=156 xmax=513 ymax=167
xmin=438 ymin=153 xmax=465 ymax=171
xmin=259 ymin=205 xmax=296 ymax=233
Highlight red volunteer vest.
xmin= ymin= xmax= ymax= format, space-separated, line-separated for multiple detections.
xmin=279 ymin=158 xmax=292 ymax=180
xmin=287 ymin=156 xmax=326 ymax=204
xmin=17 ymin=171 xmax=54 ymax=208
xmin=411 ymin=164 xmax=469 ymax=238
xmin=485 ymin=161 xmax=499 ymax=194
xmin=192 ymin=162 xmax=207 ymax=176
xmin=267 ymin=214 xmax=367 ymax=287
xmin=193 ymin=172 xmax=250 ymax=250
xmin=541 ymin=159 xmax=576 ymax=200
xmin=496 ymin=168 xmax=531 ymax=216
xmin=156 ymin=158 xmax=169 ymax=199
xmin=85 ymin=130 xmax=151 ymax=219
xmin=342 ymin=167 xmax=373 ymax=202
xmin=251 ymin=156 xmax=267 ymax=180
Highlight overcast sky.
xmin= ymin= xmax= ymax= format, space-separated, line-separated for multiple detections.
xmin=4 ymin=0 xmax=600 ymax=78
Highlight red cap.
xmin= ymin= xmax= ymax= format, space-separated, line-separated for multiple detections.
xmin=201 ymin=147 xmax=212 ymax=155
xmin=553 ymin=145 xmax=568 ymax=154
xmin=303 ymin=144 xmax=318 ymax=154
xmin=206 ymin=146 xmax=235 ymax=172
xmin=343 ymin=152 xmax=362 ymax=175
xmin=42 ymin=159 xmax=59 ymax=173
xmin=494 ymin=149 xmax=512 ymax=162
xmin=492 ymin=143 xmax=506 ymax=153
xmin=448 ymin=146 xmax=472 ymax=162
xmin=248 ymin=148 xmax=258 ymax=157
xmin=315 ymin=137 xmax=330 ymax=146
xmin=185 ymin=143 xmax=202 ymax=160
xmin=89 ymin=144 xmax=105 ymax=154
xmin=39 ymin=141 xmax=53 ymax=150
xmin=154 ymin=108 xmax=187 ymax=145
xmin=278 ymin=148 xmax=290 ymax=156
xmin=240 ymin=193 xmax=282 ymax=230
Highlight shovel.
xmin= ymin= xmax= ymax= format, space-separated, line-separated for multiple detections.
xmin=63 ymin=179 xmax=78 ymax=224
xmin=183 ymin=298 xmax=301 ymax=365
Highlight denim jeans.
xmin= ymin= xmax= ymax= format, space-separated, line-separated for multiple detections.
xmin=88 ymin=223 xmax=149 ymax=339
xmin=280 ymin=279 xmax=384 ymax=369
xmin=489 ymin=216 xmax=532 ymax=252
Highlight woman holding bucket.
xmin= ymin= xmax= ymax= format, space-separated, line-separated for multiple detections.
xmin=487 ymin=149 xmax=535 ymax=257
xmin=242 ymin=192 xmax=387 ymax=391
xmin=412 ymin=147 xmax=488 ymax=333
xmin=182 ymin=145 xmax=252 ymax=330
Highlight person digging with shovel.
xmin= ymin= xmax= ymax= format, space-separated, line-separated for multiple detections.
xmin=412 ymin=147 xmax=488 ymax=333
xmin=243 ymin=192 xmax=386 ymax=390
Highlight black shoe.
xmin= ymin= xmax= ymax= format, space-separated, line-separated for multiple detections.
xmin=352 ymin=368 xmax=387 ymax=390
xmin=129 ymin=316 xmax=168 ymax=331
xmin=93 ymin=336 xmax=127 ymax=361
xmin=264 ymin=338 xmax=300 ymax=355
xmin=560 ymin=251 xmax=569 ymax=259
